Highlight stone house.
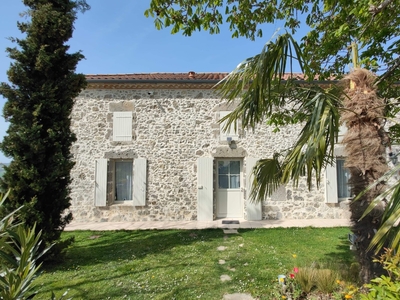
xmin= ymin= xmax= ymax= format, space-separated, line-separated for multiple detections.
xmin=69 ymin=72 xmax=351 ymax=222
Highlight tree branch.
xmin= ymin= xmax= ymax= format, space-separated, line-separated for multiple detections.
xmin=369 ymin=0 xmax=395 ymax=15
xmin=375 ymin=56 xmax=400 ymax=86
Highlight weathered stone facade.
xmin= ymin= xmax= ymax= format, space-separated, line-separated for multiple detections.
xmin=69 ymin=76 xmax=350 ymax=222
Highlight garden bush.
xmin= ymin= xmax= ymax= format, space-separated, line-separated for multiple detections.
xmin=361 ymin=248 xmax=400 ymax=300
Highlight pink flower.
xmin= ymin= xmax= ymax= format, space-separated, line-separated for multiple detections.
xmin=293 ymin=267 xmax=299 ymax=273
xmin=289 ymin=273 xmax=295 ymax=279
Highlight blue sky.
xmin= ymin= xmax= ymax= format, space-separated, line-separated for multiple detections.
xmin=0 ymin=1 xmax=304 ymax=163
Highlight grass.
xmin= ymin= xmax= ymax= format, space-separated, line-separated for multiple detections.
xmin=33 ymin=227 xmax=356 ymax=299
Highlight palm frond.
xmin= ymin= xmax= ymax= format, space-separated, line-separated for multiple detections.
xmin=281 ymin=86 xmax=342 ymax=190
xmin=250 ymin=154 xmax=283 ymax=202
xmin=247 ymin=86 xmax=342 ymax=200
xmin=355 ymin=164 xmax=400 ymax=212
xmin=216 ymin=33 xmax=309 ymax=130
xmin=362 ymin=173 xmax=400 ymax=253
xmin=215 ymin=32 xmax=344 ymax=201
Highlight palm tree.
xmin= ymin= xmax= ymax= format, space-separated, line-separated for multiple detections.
xmin=341 ymin=68 xmax=388 ymax=282
xmin=217 ymin=33 xmax=392 ymax=283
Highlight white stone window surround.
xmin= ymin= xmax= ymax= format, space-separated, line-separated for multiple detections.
xmin=219 ymin=111 xmax=239 ymax=142
xmin=95 ymin=157 xmax=147 ymax=207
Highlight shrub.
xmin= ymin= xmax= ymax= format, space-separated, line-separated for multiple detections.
xmin=314 ymin=268 xmax=338 ymax=294
xmin=0 ymin=191 xmax=50 ymax=299
xmin=360 ymin=248 xmax=400 ymax=300
xmin=295 ymin=267 xmax=316 ymax=293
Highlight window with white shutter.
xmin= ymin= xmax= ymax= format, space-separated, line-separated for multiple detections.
xmin=94 ymin=158 xmax=147 ymax=206
xmin=219 ymin=111 xmax=239 ymax=141
xmin=95 ymin=159 xmax=108 ymax=206
xmin=113 ymin=112 xmax=132 ymax=141
xmin=133 ymin=158 xmax=147 ymax=206
xmin=325 ymin=158 xmax=351 ymax=203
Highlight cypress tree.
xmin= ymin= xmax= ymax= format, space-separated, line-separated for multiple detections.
xmin=0 ymin=0 xmax=89 ymax=245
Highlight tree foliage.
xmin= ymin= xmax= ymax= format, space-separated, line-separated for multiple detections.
xmin=146 ymin=0 xmax=400 ymax=85
xmin=0 ymin=0 xmax=89 ymax=246
xmin=146 ymin=0 xmax=400 ymax=281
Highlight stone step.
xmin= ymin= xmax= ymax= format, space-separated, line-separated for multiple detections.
xmin=223 ymin=229 xmax=238 ymax=234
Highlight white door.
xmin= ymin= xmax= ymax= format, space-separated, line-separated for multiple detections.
xmin=217 ymin=159 xmax=243 ymax=218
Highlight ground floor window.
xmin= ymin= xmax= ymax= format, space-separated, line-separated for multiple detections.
xmin=95 ymin=158 xmax=147 ymax=206
xmin=336 ymin=158 xmax=351 ymax=199
xmin=325 ymin=156 xmax=351 ymax=203
xmin=115 ymin=161 xmax=133 ymax=200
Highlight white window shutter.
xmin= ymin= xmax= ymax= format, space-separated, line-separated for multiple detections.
xmin=197 ymin=157 xmax=214 ymax=221
xmin=338 ymin=124 xmax=347 ymax=143
xmin=220 ymin=111 xmax=238 ymax=141
xmin=113 ymin=112 xmax=132 ymax=141
xmin=246 ymin=157 xmax=262 ymax=220
xmin=325 ymin=160 xmax=339 ymax=203
xmin=133 ymin=158 xmax=147 ymax=206
xmin=95 ymin=159 xmax=108 ymax=206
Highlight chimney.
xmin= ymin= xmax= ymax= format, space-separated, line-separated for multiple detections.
xmin=188 ymin=71 xmax=195 ymax=78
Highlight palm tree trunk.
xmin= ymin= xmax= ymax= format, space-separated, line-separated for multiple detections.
xmin=341 ymin=68 xmax=388 ymax=283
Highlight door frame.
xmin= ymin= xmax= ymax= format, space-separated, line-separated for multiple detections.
xmin=215 ymin=158 xmax=244 ymax=218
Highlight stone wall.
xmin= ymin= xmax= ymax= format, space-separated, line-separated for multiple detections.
xmin=69 ymin=88 xmax=350 ymax=222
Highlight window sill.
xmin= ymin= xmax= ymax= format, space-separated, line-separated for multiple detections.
xmin=112 ymin=201 xmax=133 ymax=206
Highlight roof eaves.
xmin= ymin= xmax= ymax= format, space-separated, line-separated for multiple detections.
xmin=86 ymin=78 xmax=222 ymax=84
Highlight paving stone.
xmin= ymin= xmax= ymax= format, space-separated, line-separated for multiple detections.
xmin=228 ymin=267 xmax=236 ymax=271
xmin=219 ymin=259 xmax=226 ymax=265
xmin=217 ymin=246 xmax=227 ymax=251
xmin=223 ymin=229 xmax=238 ymax=234
xmin=239 ymin=243 xmax=244 ymax=247
xmin=223 ymin=293 xmax=255 ymax=300
xmin=220 ymin=274 xmax=231 ymax=282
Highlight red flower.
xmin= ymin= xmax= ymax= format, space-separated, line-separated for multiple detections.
xmin=289 ymin=273 xmax=295 ymax=279
xmin=293 ymin=267 xmax=299 ymax=273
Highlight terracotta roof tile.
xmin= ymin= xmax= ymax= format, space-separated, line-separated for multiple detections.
xmin=85 ymin=72 xmax=313 ymax=82
xmin=84 ymin=72 xmax=332 ymax=90
xmin=85 ymin=72 xmax=229 ymax=81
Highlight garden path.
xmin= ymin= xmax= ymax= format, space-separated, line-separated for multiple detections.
xmin=220 ymin=221 xmax=256 ymax=300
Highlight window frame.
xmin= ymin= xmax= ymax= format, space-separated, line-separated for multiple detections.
xmin=325 ymin=155 xmax=351 ymax=203
xmin=113 ymin=159 xmax=134 ymax=204
xmin=217 ymin=160 xmax=241 ymax=190
xmin=94 ymin=158 xmax=147 ymax=207
xmin=219 ymin=111 xmax=239 ymax=142
xmin=336 ymin=157 xmax=351 ymax=200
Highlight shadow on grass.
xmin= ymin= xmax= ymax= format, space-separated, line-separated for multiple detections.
xmin=43 ymin=229 xmax=224 ymax=270
xmin=39 ymin=229 xmax=239 ymax=299
xmin=38 ymin=227 xmax=356 ymax=299
xmin=323 ymin=235 xmax=357 ymax=265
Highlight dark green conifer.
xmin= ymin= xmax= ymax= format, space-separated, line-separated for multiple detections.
xmin=0 ymin=0 xmax=89 ymax=245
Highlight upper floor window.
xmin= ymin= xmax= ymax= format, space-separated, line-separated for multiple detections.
xmin=113 ymin=112 xmax=132 ymax=141
xmin=219 ymin=111 xmax=239 ymax=142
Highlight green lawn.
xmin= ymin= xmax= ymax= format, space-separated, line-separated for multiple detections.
xmin=34 ymin=227 xmax=356 ymax=299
